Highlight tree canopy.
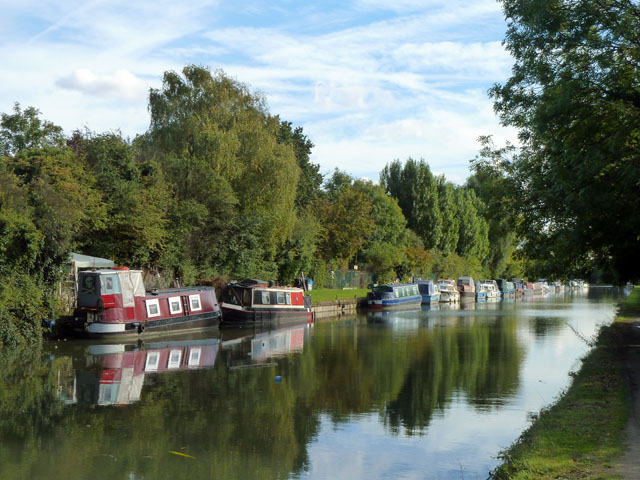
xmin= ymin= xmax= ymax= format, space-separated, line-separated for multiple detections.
xmin=490 ymin=0 xmax=640 ymax=281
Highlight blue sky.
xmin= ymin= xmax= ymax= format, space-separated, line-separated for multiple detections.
xmin=0 ymin=0 xmax=517 ymax=183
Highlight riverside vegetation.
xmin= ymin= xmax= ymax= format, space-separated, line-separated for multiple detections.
xmin=2 ymin=1 xmax=639 ymax=347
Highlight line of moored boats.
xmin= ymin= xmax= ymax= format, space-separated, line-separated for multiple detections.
xmin=366 ymin=277 xmax=589 ymax=309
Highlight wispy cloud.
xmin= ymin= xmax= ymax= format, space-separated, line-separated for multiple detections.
xmin=0 ymin=0 xmax=515 ymax=181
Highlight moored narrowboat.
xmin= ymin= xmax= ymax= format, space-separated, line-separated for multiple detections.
xmin=367 ymin=283 xmax=422 ymax=309
xmin=437 ymin=279 xmax=460 ymax=303
xmin=220 ymin=279 xmax=314 ymax=325
xmin=457 ymin=276 xmax=476 ymax=300
xmin=474 ymin=280 xmax=488 ymax=301
xmin=417 ymin=280 xmax=440 ymax=304
xmin=68 ymin=268 xmax=221 ymax=338
xmin=496 ymin=279 xmax=515 ymax=297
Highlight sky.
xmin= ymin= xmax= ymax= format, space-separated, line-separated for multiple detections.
xmin=0 ymin=0 xmax=517 ymax=183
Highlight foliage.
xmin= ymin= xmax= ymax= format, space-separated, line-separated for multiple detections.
xmin=0 ymin=103 xmax=65 ymax=157
xmin=70 ymin=130 xmax=170 ymax=268
xmin=490 ymin=0 xmax=640 ymax=282
xmin=144 ymin=65 xmax=300 ymax=279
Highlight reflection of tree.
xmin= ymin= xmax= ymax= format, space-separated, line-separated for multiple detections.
xmin=0 ymin=317 xmax=524 ymax=478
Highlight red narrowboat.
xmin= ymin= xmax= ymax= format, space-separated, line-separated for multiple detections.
xmin=69 ymin=268 xmax=221 ymax=337
xmin=219 ymin=279 xmax=314 ymax=325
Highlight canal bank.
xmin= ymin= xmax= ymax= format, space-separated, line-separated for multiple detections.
xmin=490 ymin=288 xmax=640 ymax=479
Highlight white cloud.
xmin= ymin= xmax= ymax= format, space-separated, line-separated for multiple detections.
xmin=56 ymin=69 xmax=147 ymax=100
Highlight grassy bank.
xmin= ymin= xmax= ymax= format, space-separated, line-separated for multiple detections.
xmin=490 ymin=289 xmax=640 ymax=479
xmin=308 ymin=288 xmax=369 ymax=304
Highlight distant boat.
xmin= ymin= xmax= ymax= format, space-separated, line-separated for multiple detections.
xmin=481 ymin=280 xmax=500 ymax=299
xmin=417 ymin=280 xmax=440 ymax=305
xmin=220 ymin=279 xmax=314 ymax=325
xmin=367 ymin=283 xmax=422 ymax=309
xmin=496 ymin=279 xmax=515 ymax=296
xmin=474 ymin=280 xmax=488 ymax=301
xmin=437 ymin=279 xmax=460 ymax=303
xmin=67 ymin=268 xmax=221 ymax=338
xmin=457 ymin=276 xmax=476 ymax=300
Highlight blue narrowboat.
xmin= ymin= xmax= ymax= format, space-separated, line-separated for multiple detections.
xmin=367 ymin=283 xmax=422 ymax=309
xmin=416 ymin=280 xmax=440 ymax=305
xmin=474 ymin=280 xmax=488 ymax=301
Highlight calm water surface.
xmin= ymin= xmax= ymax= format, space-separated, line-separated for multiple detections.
xmin=0 ymin=289 xmax=621 ymax=479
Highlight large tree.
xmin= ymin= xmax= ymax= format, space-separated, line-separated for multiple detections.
xmin=143 ymin=65 xmax=300 ymax=279
xmin=491 ymin=0 xmax=640 ymax=281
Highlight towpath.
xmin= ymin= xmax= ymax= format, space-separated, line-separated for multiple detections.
xmin=615 ymin=320 xmax=640 ymax=479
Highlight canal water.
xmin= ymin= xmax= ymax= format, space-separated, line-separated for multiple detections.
xmin=0 ymin=289 xmax=621 ymax=479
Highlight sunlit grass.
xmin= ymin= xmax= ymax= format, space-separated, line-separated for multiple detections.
xmin=490 ymin=294 xmax=636 ymax=479
xmin=308 ymin=288 xmax=369 ymax=304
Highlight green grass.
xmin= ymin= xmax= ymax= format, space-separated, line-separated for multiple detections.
xmin=308 ymin=288 xmax=369 ymax=304
xmin=616 ymin=286 xmax=640 ymax=322
xmin=490 ymin=292 xmax=640 ymax=479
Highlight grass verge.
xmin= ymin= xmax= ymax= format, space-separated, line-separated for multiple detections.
xmin=308 ymin=288 xmax=369 ymax=304
xmin=490 ymin=289 xmax=640 ymax=479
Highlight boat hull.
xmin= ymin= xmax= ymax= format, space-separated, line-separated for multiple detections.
xmin=220 ymin=305 xmax=314 ymax=326
xmin=367 ymin=296 xmax=422 ymax=309
xmin=65 ymin=310 xmax=221 ymax=339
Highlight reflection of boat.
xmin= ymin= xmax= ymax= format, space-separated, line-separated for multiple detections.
xmin=220 ymin=279 xmax=313 ymax=325
xmin=221 ymin=323 xmax=312 ymax=367
xmin=437 ymin=279 xmax=460 ymax=303
xmin=367 ymin=283 xmax=422 ymax=309
xmin=68 ymin=268 xmax=221 ymax=337
xmin=417 ymin=280 xmax=440 ymax=304
xmin=58 ymin=338 xmax=220 ymax=406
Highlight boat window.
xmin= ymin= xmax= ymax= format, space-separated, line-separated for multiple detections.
xmin=286 ymin=293 xmax=291 ymax=305
xmin=277 ymin=292 xmax=285 ymax=305
xmin=81 ymin=274 xmax=98 ymax=295
xmin=168 ymin=350 xmax=182 ymax=369
xmin=145 ymin=351 xmax=160 ymax=371
xmin=188 ymin=347 xmax=201 ymax=366
xmin=146 ymin=299 xmax=161 ymax=318
xmin=241 ymin=288 xmax=251 ymax=306
xmin=189 ymin=295 xmax=202 ymax=311
xmin=168 ymin=296 xmax=182 ymax=314
xmin=394 ymin=288 xmax=399 ymax=298
xmin=262 ymin=291 xmax=271 ymax=304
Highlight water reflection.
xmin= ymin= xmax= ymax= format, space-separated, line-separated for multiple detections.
xmin=0 ymin=289 xmax=620 ymax=480
xmin=59 ymin=339 xmax=220 ymax=406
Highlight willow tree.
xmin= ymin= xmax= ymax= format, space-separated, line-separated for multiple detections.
xmin=491 ymin=0 xmax=640 ymax=281
xmin=143 ymin=66 xmax=300 ymax=279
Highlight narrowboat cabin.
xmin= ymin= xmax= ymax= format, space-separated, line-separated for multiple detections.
xmin=367 ymin=283 xmax=422 ymax=309
xmin=417 ymin=280 xmax=440 ymax=305
xmin=475 ymin=281 xmax=488 ymax=301
xmin=496 ymin=279 xmax=515 ymax=297
xmin=69 ymin=268 xmax=221 ymax=338
xmin=481 ymin=280 xmax=500 ymax=300
xmin=457 ymin=276 xmax=476 ymax=300
xmin=220 ymin=279 xmax=314 ymax=325
xmin=437 ymin=279 xmax=460 ymax=303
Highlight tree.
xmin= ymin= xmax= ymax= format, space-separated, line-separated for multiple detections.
xmin=0 ymin=103 xmax=65 ymax=156
xmin=490 ymin=0 xmax=640 ymax=281
xmin=277 ymin=120 xmax=322 ymax=208
xmin=70 ymin=130 xmax=170 ymax=268
xmin=380 ymin=158 xmax=442 ymax=249
xmin=144 ymin=65 xmax=300 ymax=279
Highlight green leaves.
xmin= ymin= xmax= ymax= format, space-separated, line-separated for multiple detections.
xmin=492 ymin=0 xmax=640 ymax=281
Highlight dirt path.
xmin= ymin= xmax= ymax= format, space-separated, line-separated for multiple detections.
xmin=615 ymin=321 xmax=640 ymax=479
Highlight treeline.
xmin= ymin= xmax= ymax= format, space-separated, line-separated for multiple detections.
xmin=0 ymin=65 xmax=522 ymax=346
